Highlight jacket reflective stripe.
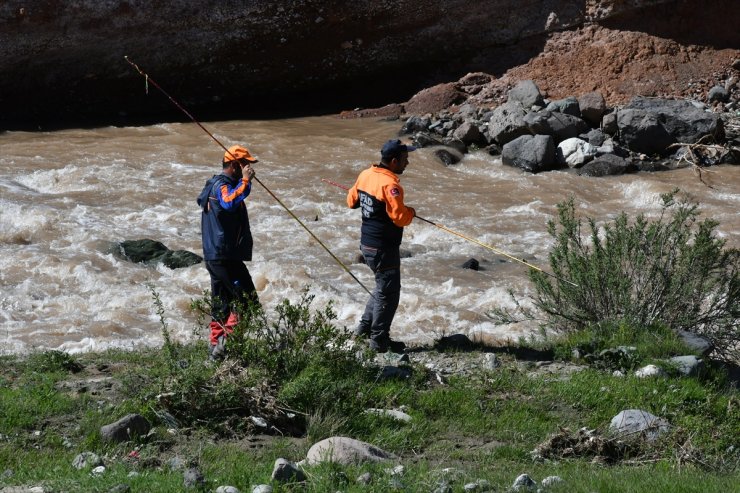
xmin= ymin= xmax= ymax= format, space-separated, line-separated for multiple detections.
xmin=219 ymin=179 xmax=251 ymax=209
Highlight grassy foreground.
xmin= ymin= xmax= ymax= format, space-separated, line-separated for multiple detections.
xmin=1 ymin=335 xmax=738 ymax=493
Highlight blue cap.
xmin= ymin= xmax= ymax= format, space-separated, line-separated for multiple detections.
xmin=380 ymin=139 xmax=417 ymax=160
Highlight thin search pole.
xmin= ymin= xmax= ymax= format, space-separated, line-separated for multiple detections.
xmin=124 ymin=56 xmax=374 ymax=297
xmin=322 ymin=178 xmax=578 ymax=288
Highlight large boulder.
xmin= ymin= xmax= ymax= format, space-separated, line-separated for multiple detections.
xmin=488 ymin=101 xmax=530 ymax=145
xmin=507 ymin=80 xmax=545 ymax=108
xmin=523 ymin=111 xmax=590 ymax=143
xmin=616 ymin=97 xmax=724 ymax=155
xmin=502 ymin=134 xmax=556 ymax=173
xmin=577 ymin=153 xmax=635 ymax=176
xmin=578 ymin=91 xmax=607 ymax=125
xmin=114 ymin=239 xmax=202 ymax=269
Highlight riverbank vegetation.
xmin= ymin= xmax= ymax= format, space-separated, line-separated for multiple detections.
xmin=1 ymin=194 xmax=738 ymax=492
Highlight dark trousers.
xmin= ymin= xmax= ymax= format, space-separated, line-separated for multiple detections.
xmin=205 ymin=259 xmax=259 ymax=322
xmin=358 ymin=245 xmax=401 ymax=349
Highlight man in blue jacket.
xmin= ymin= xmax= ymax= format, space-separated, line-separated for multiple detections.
xmin=197 ymin=145 xmax=260 ymax=360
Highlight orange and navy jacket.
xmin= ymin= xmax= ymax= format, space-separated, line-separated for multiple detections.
xmin=347 ymin=165 xmax=414 ymax=248
xmin=197 ymin=173 xmax=253 ymax=261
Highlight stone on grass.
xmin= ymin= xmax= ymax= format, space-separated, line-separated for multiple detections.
xmin=183 ymin=467 xmax=206 ymax=489
xmin=512 ymin=473 xmax=537 ymax=491
xmin=364 ymin=408 xmax=412 ymax=423
xmin=483 ymin=353 xmax=500 ymax=370
xmin=668 ymin=355 xmax=704 ymax=377
xmin=216 ymin=487 xmax=241 ymax=493
xmin=676 ymin=330 xmax=713 ymax=356
xmin=305 ymin=436 xmax=396 ymax=465
xmin=91 ymin=465 xmax=106 ymax=476
xmin=609 ymin=409 xmax=670 ymax=441
xmin=356 ymin=472 xmax=373 ymax=485
xmin=541 ymin=475 xmax=564 ymax=488
xmin=0 ymin=488 xmax=46 ymax=493
xmin=72 ymin=452 xmax=103 ymax=470
xmin=635 ymin=364 xmax=667 ymax=378
xmin=271 ymin=458 xmax=305 ymax=482
xmin=251 ymin=486 xmax=272 ymax=493
xmin=100 ymin=413 xmax=151 ymax=443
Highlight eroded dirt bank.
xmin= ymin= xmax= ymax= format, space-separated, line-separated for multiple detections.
xmin=2 ymin=0 xmax=737 ymax=129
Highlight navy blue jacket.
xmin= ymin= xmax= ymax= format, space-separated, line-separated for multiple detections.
xmin=197 ymin=173 xmax=253 ymax=261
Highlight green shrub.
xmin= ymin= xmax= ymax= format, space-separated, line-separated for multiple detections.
xmin=530 ymin=191 xmax=739 ymax=362
xmin=227 ymin=287 xmax=359 ymax=381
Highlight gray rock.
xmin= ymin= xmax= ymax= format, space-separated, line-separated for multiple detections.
xmin=483 ymin=353 xmax=500 ymax=370
xmin=442 ymin=137 xmax=469 ymax=154
xmin=115 ymin=239 xmax=201 ymax=269
xmin=413 ymin=132 xmax=444 ymax=148
xmin=0 ymin=488 xmax=46 ymax=493
xmin=610 ymin=409 xmax=670 ymax=441
xmin=577 ymin=153 xmax=635 ymax=177
xmin=524 ymin=111 xmax=590 ymax=143
xmin=676 ymin=329 xmax=713 ymax=356
xmin=502 ymin=134 xmax=557 ymax=173
xmin=434 ymin=148 xmax=463 ymax=166
xmin=578 ymin=91 xmax=607 ymax=125
xmin=508 ymin=80 xmax=545 ymax=108
xmin=251 ymin=486 xmax=272 ymax=493
xmin=453 ymin=122 xmax=482 ymax=145
xmin=305 ymin=436 xmax=396 ymax=465
xmin=356 ymin=472 xmax=373 ymax=485
xmin=581 ymin=128 xmax=608 ymax=146
xmin=379 ymin=365 xmax=413 ymax=380
xmin=512 ymin=473 xmax=537 ymax=491
xmin=707 ymin=85 xmax=729 ymax=103
xmin=546 ymin=96 xmax=580 ymax=117
xmin=215 ymin=487 xmax=241 ymax=493
xmin=183 ymin=467 xmax=206 ymax=489
xmin=602 ymin=111 xmax=618 ymax=135
xmin=464 ymin=479 xmax=491 ymax=491
xmin=72 ymin=452 xmax=103 ymax=470
xmin=400 ymin=116 xmax=431 ymax=135
xmin=91 ymin=465 xmax=106 ymax=476
xmin=618 ymin=97 xmax=723 ymax=154
xmin=540 ymin=476 xmax=563 ymax=488
xmin=271 ymin=458 xmax=306 ymax=482
xmin=100 ymin=414 xmax=151 ymax=443
xmin=488 ymin=101 xmax=529 ymax=145
xmin=668 ymin=355 xmax=704 ymax=377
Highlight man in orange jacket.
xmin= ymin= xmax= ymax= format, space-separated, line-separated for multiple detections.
xmin=347 ymin=139 xmax=416 ymax=353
